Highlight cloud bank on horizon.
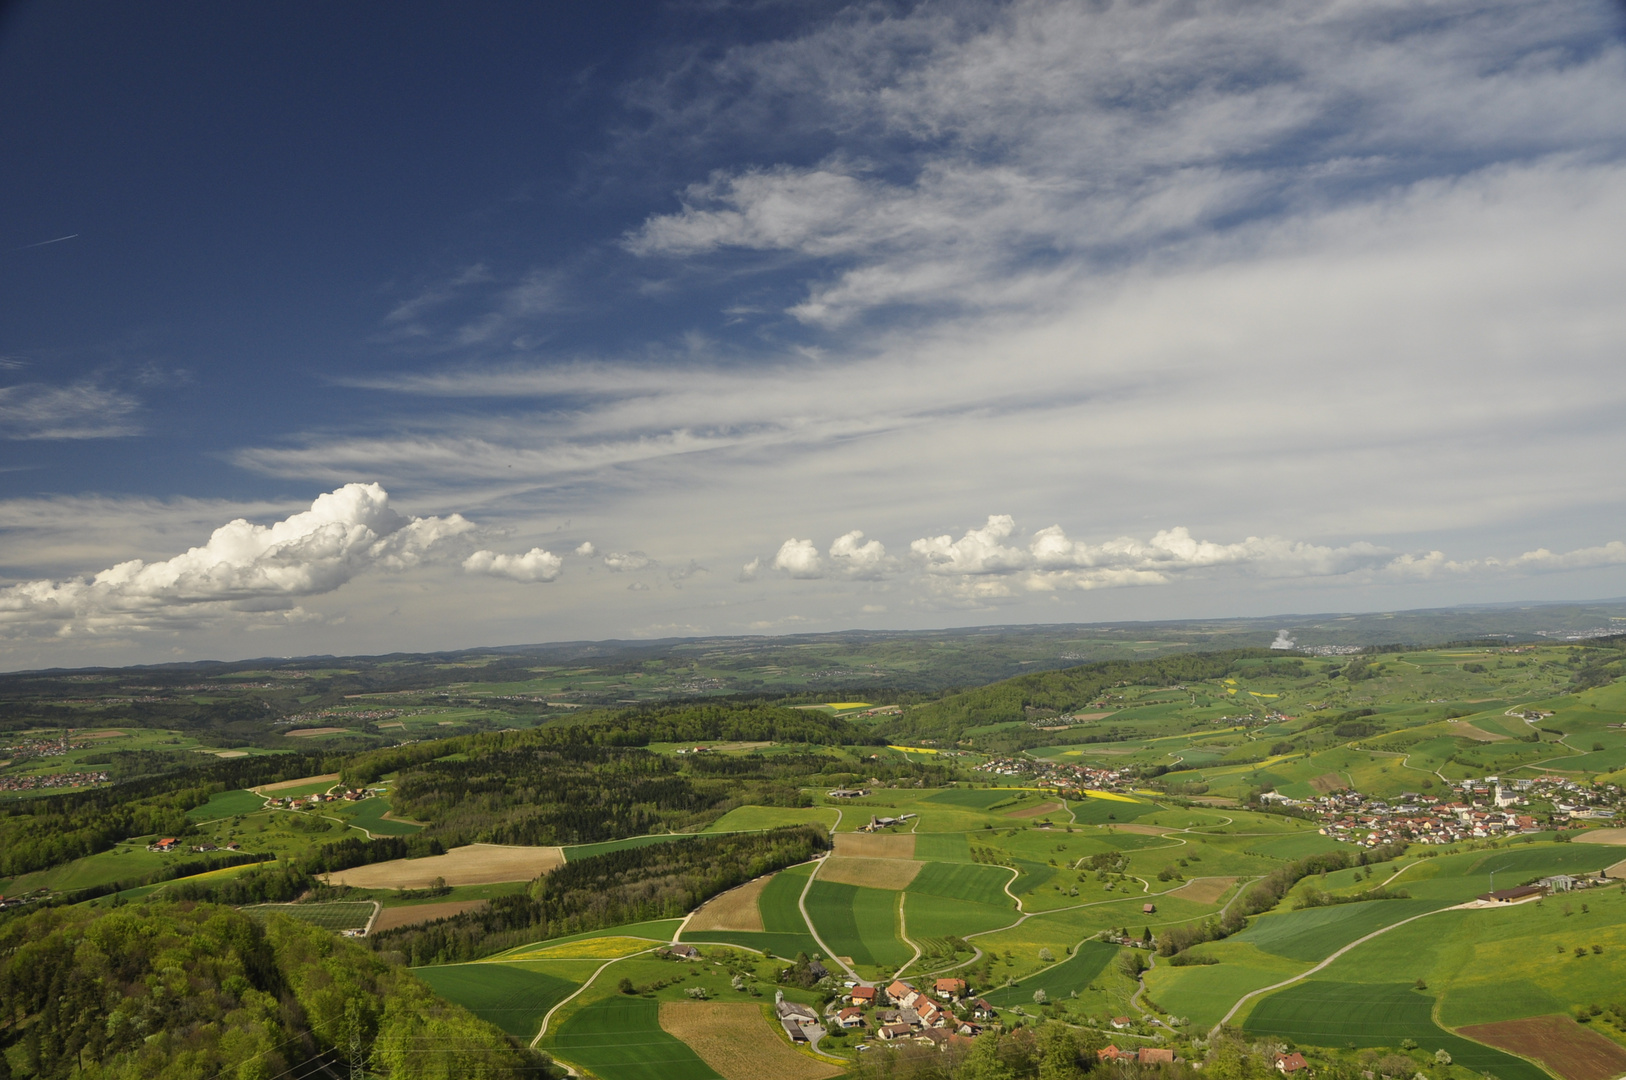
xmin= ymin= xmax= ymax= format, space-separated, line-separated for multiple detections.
xmin=1 ymin=0 xmax=1624 ymax=664
xmin=4 ymin=484 xmax=1624 ymax=644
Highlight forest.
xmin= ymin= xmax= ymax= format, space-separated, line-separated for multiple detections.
xmin=374 ymin=825 xmax=830 ymax=965
xmin=0 ymin=902 xmax=546 ymax=1080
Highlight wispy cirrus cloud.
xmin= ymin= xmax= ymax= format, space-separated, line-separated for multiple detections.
xmin=0 ymin=381 xmax=142 ymax=439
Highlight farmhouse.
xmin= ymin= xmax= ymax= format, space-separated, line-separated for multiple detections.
xmin=934 ymin=978 xmax=966 ymax=999
xmin=1142 ymin=903 xmax=1156 ymax=914
xmin=1111 ymin=1016 xmax=1132 ymax=1029
xmin=1098 ymin=1046 xmax=1127 ymax=1061
xmin=836 ymin=1007 xmax=866 ymax=1028
xmin=669 ymin=943 xmax=701 ymax=959
xmin=1275 ymin=1052 xmax=1310 ymax=1074
xmin=877 ymin=1023 xmax=913 ymax=1041
xmin=886 ymin=980 xmax=920 ymax=1007
xmin=1139 ymin=1048 xmax=1175 ymax=1064
xmin=850 ymin=986 xmax=876 ymax=1005
xmin=1477 ymin=884 xmax=1547 ymax=904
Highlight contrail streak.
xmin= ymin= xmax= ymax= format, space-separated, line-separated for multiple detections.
xmin=13 ymin=233 xmax=79 ymax=251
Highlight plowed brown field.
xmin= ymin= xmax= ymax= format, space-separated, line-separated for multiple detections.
xmin=659 ymin=1002 xmax=842 ymax=1080
xmin=253 ymin=773 xmax=341 ymax=793
xmin=371 ymin=900 xmax=489 ymax=933
xmin=686 ymin=876 xmax=769 ymax=932
xmin=1458 ymin=1015 xmax=1626 ymax=1080
xmin=1008 ymin=801 xmax=1064 ymax=819
xmin=323 ymin=843 xmax=564 ymax=888
xmin=817 ymin=856 xmax=922 ymax=890
xmin=833 ymin=833 xmax=916 ymax=859
xmin=1169 ymin=877 xmax=1237 ymax=904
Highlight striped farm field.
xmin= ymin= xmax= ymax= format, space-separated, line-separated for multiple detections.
xmin=414 ymin=963 xmax=580 ymax=1038
xmin=1244 ymin=982 xmax=1544 ymax=1080
xmin=244 ymin=901 xmax=374 ymax=932
xmin=907 ymin=861 xmax=1015 ymax=907
xmin=185 ymin=788 xmax=265 ymax=820
xmin=701 ymin=806 xmax=838 ymax=833
xmin=549 ymin=995 xmax=720 ymax=1080
xmin=1233 ymin=899 xmax=1450 ymax=963
xmin=805 ymin=880 xmax=911 ymax=967
xmin=903 ymin=892 xmax=1016 ymax=940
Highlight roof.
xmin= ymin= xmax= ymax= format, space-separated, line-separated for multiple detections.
xmin=1139 ymin=1048 xmax=1175 ymax=1064
xmin=1478 ymin=884 xmax=1546 ymax=902
xmin=1277 ymin=1052 xmax=1309 ymax=1072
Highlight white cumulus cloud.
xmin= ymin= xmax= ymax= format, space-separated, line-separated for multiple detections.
xmin=0 ymin=483 xmax=472 ymax=636
xmin=463 ymin=547 xmax=563 ymax=583
xmin=574 ymin=541 xmax=597 ymax=557
xmin=773 ymin=538 xmax=824 ymax=578
xmin=603 ymin=550 xmax=654 ymax=572
xmin=828 ymin=530 xmax=892 ymax=579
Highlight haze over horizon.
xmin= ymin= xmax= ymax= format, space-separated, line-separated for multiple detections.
xmin=4 ymin=0 xmax=1625 ymax=670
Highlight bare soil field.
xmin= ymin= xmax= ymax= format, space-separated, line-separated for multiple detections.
xmin=1168 ymin=877 xmax=1238 ymax=904
xmin=283 ymin=728 xmax=350 ymax=738
xmin=84 ymin=730 xmax=127 ymax=739
xmin=818 ymin=856 xmax=922 ymax=890
xmin=686 ymin=876 xmax=769 ymax=932
xmin=323 ymin=843 xmax=565 ymax=889
xmin=1450 ymin=722 xmax=1508 ymax=742
xmin=253 ymin=773 xmax=341 ymax=793
xmin=1309 ymin=773 xmax=1347 ymax=793
xmin=372 ymin=900 xmax=489 ymax=933
xmin=832 ymin=833 xmax=916 ymax=859
xmin=1107 ymin=824 xmax=1172 ymax=836
xmin=1575 ymin=829 xmax=1626 ymax=846
xmin=1458 ymin=1015 xmax=1626 ymax=1080
xmin=659 ymin=1002 xmax=842 ymax=1080
xmin=1007 ymin=801 xmax=1064 ymax=819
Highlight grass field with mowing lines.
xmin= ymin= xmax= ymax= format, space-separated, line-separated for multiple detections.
xmin=904 ymin=892 xmax=1017 ymax=940
xmin=503 ymin=936 xmax=657 ymax=961
xmin=1244 ymin=982 xmax=1544 ymax=1080
xmin=186 ymin=789 xmax=265 ymax=820
xmin=1234 ymin=898 xmax=1451 ymax=962
xmin=805 ymin=880 xmax=910 ymax=968
xmin=759 ymin=865 xmax=815 ymax=934
xmin=908 ymin=861 xmax=1016 ymax=907
xmin=414 ymin=963 xmax=580 ymax=1038
xmin=913 ymin=833 xmax=972 ymax=862
xmin=549 ymin=995 xmax=721 ymax=1080
xmin=984 ymin=941 xmax=1120 ymax=1006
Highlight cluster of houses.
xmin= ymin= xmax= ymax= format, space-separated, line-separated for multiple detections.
xmin=802 ymin=977 xmax=1000 ymax=1052
xmin=265 ymin=788 xmax=371 ymax=811
xmin=0 ymin=769 xmax=110 ymax=793
xmin=1308 ymin=774 xmax=1625 ymax=846
xmin=147 ymin=837 xmax=245 ymax=853
xmin=972 ymin=756 xmax=1136 ymax=792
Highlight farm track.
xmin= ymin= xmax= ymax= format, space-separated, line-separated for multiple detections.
xmin=528 ymin=944 xmax=664 ymax=1051
xmin=1208 ymin=898 xmax=1478 ymax=1036
xmin=799 ymin=856 xmax=862 ymax=984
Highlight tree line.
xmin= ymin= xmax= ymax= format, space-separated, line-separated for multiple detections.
xmin=373 ymin=826 xmax=830 ymax=965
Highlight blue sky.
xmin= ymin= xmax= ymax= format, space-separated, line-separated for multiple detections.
xmin=3 ymin=0 xmax=1625 ymax=668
